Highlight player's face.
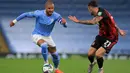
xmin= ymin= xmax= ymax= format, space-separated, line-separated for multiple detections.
xmin=88 ymin=6 xmax=95 ymax=16
xmin=45 ymin=4 xmax=54 ymax=16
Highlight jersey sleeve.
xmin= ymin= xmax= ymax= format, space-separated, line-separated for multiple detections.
xmin=16 ymin=10 xmax=40 ymax=21
xmin=55 ymin=13 xmax=67 ymax=27
xmin=98 ymin=9 xmax=108 ymax=19
xmin=57 ymin=14 xmax=62 ymax=23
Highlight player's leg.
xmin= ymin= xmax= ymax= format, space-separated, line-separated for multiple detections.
xmin=37 ymin=39 xmax=49 ymax=63
xmin=87 ymin=47 xmax=97 ymax=73
xmin=32 ymin=34 xmax=49 ymax=64
xmin=96 ymin=37 xmax=118 ymax=73
xmin=88 ymin=47 xmax=97 ymax=64
xmin=95 ymin=47 xmax=106 ymax=73
xmin=44 ymin=36 xmax=63 ymax=73
xmin=88 ymin=35 xmax=102 ymax=73
xmin=48 ymin=47 xmax=63 ymax=73
xmin=48 ymin=47 xmax=60 ymax=69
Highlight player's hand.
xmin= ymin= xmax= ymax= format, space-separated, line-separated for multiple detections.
xmin=68 ymin=16 xmax=79 ymax=23
xmin=119 ymin=29 xmax=126 ymax=36
xmin=61 ymin=18 xmax=66 ymax=24
xmin=10 ymin=21 xmax=15 ymax=27
xmin=61 ymin=18 xmax=67 ymax=28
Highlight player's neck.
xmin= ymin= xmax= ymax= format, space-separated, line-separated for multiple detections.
xmin=46 ymin=13 xmax=52 ymax=16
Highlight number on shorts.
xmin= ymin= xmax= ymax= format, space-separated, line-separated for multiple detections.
xmin=104 ymin=40 xmax=111 ymax=48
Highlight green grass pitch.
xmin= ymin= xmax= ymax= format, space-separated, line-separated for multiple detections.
xmin=0 ymin=57 xmax=130 ymax=73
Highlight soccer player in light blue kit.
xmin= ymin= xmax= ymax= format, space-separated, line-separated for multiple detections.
xmin=10 ymin=0 xmax=66 ymax=73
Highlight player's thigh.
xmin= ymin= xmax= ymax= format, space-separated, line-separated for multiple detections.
xmin=88 ymin=47 xmax=97 ymax=56
xmin=88 ymin=35 xmax=102 ymax=56
xmin=32 ymin=34 xmax=56 ymax=53
xmin=32 ymin=34 xmax=46 ymax=46
xmin=95 ymin=47 xmax=106 ymax=58
xmin=42 ymin=36 xmax=56 ymax=47
xmin=42 ymin=36 xmax=56 ymax=53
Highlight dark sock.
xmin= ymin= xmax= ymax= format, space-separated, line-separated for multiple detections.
xmin=88 ymin=56 xmax=95 ymax=64
xmin=97 ymin=57 xmax=104 ymax=68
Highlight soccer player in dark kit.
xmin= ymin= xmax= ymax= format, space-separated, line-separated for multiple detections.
xmin=68 ymin=0 xmax=126 ymax=73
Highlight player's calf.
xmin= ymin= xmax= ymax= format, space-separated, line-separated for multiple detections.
xmin=49 ymin=47 xmax=60 ymax=69
xmin=95 ymin=47 xmax=106 ymax=72
xmin=88 ymin=55 xmax=95 ymax=64
xmin=87 ymin=47 xmax=97 ymax=64
xmin=51 ymin=51 xmax=60 ymax=69
xmin=41 ymin=42 xmax=49 ymax=63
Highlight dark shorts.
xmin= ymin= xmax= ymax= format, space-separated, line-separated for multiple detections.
xmin=91 ymin=35 xmax=118 ymax=54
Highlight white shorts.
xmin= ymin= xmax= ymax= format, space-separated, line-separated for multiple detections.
xmin=32 ymin=34 xmax=56 ymax=47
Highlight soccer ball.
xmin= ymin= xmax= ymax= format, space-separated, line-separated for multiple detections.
xmin=43 ymin=64 xmax=53 ymax=73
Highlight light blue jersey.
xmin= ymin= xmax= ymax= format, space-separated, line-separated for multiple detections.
xmin=16 ymin=10 xmax=66 ymax=36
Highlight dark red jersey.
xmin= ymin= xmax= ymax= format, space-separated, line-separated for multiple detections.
xmin=97 ymin=8 xmax=118 ymax=40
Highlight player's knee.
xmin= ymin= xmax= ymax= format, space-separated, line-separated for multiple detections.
xmin=40 ymin=42 xmax=48 ymax=48
xmin=95 ymin=52 xmax=102 ymax=58
xmin=88 ymin=52 xmax=94 ymax=57
xmin=51 ymin=52 xmax=60 ymax=60
xmin=40 ymin=42 xmax=48 ymax=54
xmin=48 ymin=47 xmax=56 ymax=53
xmin=88 ymin=53 xmax=92 ymax=57
xmin=88 ymin=47 xmax=96 ymax=57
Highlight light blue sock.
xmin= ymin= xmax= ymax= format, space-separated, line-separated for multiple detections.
xmin=51 ymin=52 xmax=60 ymax=68
xmin=40 ymin=42 xmax=48 ymax=63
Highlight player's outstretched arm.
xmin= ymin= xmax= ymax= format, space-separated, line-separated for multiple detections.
xmin=68 ymin=15 xmax=102 ymax=25
xmin=10 ymin=10 xmax=39 ymax=27
xmin=10 ymin=13 xmax=29 ymax=27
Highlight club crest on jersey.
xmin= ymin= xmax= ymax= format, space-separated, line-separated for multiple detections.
xmin=98 ymin=12 xmax=102 ymax=16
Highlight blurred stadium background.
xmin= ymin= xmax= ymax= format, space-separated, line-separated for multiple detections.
xmin=0 ymin=0 xmax=130 ymax=73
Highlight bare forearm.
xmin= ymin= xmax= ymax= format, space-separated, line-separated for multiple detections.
xmin=78 ymin=20 xmax=95 ymax=25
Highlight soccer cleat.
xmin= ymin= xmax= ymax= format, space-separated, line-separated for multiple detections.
xmin=54 ymin=69 xmax=63 ymax=73
xmin=88 ymin=61 xmax=97 ymax=73
xmin=98 ymin=68 xmax=104 ymax=73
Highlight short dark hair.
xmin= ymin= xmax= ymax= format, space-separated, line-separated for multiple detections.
xmin=88 ymin=0 xmax=98 ymax=7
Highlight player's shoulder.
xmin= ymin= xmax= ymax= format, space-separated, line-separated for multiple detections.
xmin=98 ymin=7 xmax=105 ymax=15
xmin=99 ymin=7 xmax=105 ymax=11
xmin=98 ymin=7 xmax=110 ymax=14
xmin=32 ymin=10 xmax=44 ymax=15
xmin=34 ymin=10 xmax=43 ymax=13
xmin=98 ymin=7 xmax=110 ymax=18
